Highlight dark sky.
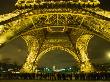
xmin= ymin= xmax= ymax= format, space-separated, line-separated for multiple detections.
xmin=0 ymin=0 xmax=110 ymax=68
xmin=0 ymin=38 xmax=27 ymax=65
xmin=0 ymin=0 xmax=17 ymax=14
xmin=88 ymin=36 xmax=110 ymax=64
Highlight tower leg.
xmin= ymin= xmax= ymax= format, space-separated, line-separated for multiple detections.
xmin=76 ymin=35 xmax=94 ymax=73
xmin=80 ymin=61 xmax=94 ymax=73
xmin=20 ymin=35 xmax=40 ymax=73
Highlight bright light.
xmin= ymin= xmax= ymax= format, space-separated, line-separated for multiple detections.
xmin=70 ymin=68 xmax=72 ymax=69
xmin=106 ymin=51 xmax=110 ymax=58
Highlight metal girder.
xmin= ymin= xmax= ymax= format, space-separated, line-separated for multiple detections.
xmin=69 ymin=28 xmax=92 ymax=45
xmin=30 ymin=13 xmax=90 ymax=28
xmin=0 ymin=12 xmax=110 ymax=47
xmin=20 ymin=35 xmax=40 ymax=73
xmin=0 ymin=9 xmax=31 ymax=24
xmin=0 ymin=17 xmax=33 ymax=46
xmin=76 ymin=34 xmax=94 ymax=72
xmin=20 ymin=29 xmax=45 ymax=73
xmin=82 ymin=8 xmax=110 ymax=20
xmin=82 ymin=17 xmax=110 ymax=41
xmin=15 ymin=0 xmax=100 ymax=8
xmin=28 ymin=13 xmax=110 ymax=41
xmin=39 ymin=32 xmax=75 ymax=52
xmin=0 ymin=4 xmax=110 ymax=73
xmin=20 ymin=31 xmax=81 ymax=73
xmin=68 ymin=28 xmax=94 ymax=72
xmin=29 ymin=32 xmax=81 ymax=72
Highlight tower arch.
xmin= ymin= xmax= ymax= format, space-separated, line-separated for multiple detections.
xmin=34 ymin=46 xmax=80 ymax=72
xmin=0 ymin=0 xmax=110 ymax=75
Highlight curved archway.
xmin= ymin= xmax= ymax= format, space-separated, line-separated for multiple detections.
xmin=34 ymin=46 xmax=80 ymax=72
xmin=36 ymin=46 xmax=80 ymax=63
xmin=37 ymin=49 xmax=79 ymax=69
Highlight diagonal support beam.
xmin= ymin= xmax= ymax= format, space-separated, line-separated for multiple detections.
xmin=0 ymin=18 xmax=33 ymax=46
xmin=20 ymin=29 xmax=45 ymax=73
xmin=76 ymin=34 xmax=94 ymax=73
xmin=20 ymin=35 xmax=40 ymax=73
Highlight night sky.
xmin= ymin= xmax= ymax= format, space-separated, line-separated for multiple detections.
xmin=0 ymin=0 xmax=110 ymax=68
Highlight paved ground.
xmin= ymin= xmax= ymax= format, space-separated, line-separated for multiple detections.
xmin=0 ymin=80 xmax=110 ymax=82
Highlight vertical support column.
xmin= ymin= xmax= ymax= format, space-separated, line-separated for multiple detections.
xmin=76 ymin=34 xmax=94 ymax=73
xmin=20 ymin=35 xmax=39 ymax=73
xmin=20 ymin=29 xmax=45 ymax=73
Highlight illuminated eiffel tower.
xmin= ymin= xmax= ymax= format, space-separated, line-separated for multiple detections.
xmin=0 ymin=0 xmax=110 ymax=73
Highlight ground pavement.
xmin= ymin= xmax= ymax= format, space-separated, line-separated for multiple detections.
xmin=0 ymin=80 xmax=110 ymax=82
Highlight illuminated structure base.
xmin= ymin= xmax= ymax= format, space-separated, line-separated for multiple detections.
xmin=0 ymin=0 xmax=110 ymax=73
xmin=20 ymin=31 xmax=94 ymax=73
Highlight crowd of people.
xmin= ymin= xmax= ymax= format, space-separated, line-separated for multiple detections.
xmin=1 ymin=72 xmax=110 ymax=80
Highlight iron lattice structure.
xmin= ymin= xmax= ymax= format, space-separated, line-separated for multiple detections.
xmin=0 ymin=0 xmax=110 ymax=73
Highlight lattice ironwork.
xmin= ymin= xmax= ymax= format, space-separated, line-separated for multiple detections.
xmin=0 ymin=0 xmax=110 ymax=73
xmin=76 ymin=34 xmax=94 ymax=72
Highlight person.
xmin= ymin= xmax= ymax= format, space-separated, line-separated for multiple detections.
xmin=74 ymin=72 xmax=79 ymax=80
xmin=62 ymin=73 xmax=66 ymax=80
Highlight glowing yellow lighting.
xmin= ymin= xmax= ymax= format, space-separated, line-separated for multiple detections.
xmin=0 ymin=0 xmax=104 ymax=73
xmin=106 ymin=51 xmax=110 ymax=58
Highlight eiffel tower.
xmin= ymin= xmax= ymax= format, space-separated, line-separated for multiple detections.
xmin=0 ymin=0 xmax=110 ymax=73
